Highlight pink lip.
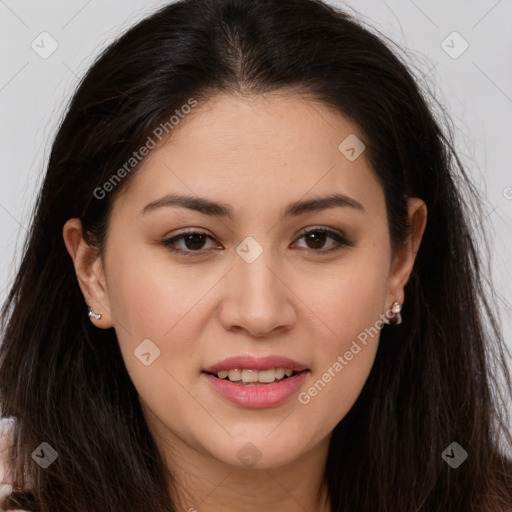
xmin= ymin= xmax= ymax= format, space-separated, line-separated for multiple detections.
xmin=201 ymin=370 xmax=309 ymax=408
xmin=202 ymin=355 xmax=309 ymax=373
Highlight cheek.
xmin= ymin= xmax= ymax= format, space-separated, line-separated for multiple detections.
xmin=103 ymin=241 xmax=233 ymax=413
xmin=304 ymin=247 xmax=389 ymax=346
xmin=105 ymin=239 xmax=213 ymax=339
xmin=296 ymin=303 xmax=383 ymax=437
xmin=297 ymin=251 xmax=388 ymax=415
xmin=106 ymin=249 xmax=206 ymax=429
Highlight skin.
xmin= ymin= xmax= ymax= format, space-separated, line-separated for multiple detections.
xmin=63 ymin=92 xmax=427 ymax=512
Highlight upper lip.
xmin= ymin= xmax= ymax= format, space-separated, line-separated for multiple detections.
xmin=203 ymin=355 xmax=309 ymax=373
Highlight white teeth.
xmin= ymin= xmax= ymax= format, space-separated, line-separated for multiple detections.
xmin=241 ymin=369 xmax=259 ymax=382
xmin=275 ymin=368 xmax=285 ymax=379
xmin=227 ymin=369 xmax=241 ymax=381
xmin=258 ymin=369 xmax=276 ymax=383
xmin=215 ymin=368 xmax=296 ymax=383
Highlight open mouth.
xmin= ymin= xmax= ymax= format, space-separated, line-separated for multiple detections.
xmin=204 ymin=368 xmax=306 ymax=385
xmin=201 ymin=366 xmax=310 ymax=408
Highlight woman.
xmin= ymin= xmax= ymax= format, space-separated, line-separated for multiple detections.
xmin=1 ymin=0 xmax=511 ymax=510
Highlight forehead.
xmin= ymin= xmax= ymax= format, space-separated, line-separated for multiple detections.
xmin=113 ymin=92 xmax=384 ymax=220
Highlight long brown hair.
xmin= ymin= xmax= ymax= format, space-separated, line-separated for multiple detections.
xmin=1 ymin=0 xmax=511 ymax=510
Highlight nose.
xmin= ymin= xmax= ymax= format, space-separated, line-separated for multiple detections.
xmin=218 ymin=249 xmax=297 ymax=338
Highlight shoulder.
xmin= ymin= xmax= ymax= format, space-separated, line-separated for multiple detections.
xmin=0 ymin=417 xmax=28 ymax=512
xmin=0 ymin=417 xmax=16 ymax=494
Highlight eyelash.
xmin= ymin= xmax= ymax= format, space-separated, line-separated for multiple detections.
xmin=161 ymin=227 xmax=354 ymax=257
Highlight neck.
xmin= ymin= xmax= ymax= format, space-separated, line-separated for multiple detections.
xmin=168 ymin=445 xmax=331 ymax=512
xmin=144 ymin=408 xmax=332 ymax=512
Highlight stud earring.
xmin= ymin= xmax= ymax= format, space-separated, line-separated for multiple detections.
xmin=383 ymin=301 xmax=402 ymax=325
xmin=88 ymin=306 xmax=102 ymax=320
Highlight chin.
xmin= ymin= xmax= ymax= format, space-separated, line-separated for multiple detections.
xmin=205 ymin=435 xmax=306 ymax=470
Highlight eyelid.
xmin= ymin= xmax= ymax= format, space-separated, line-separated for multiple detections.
xmin=291 ymin=226 xmax=354 ymax=253
xmin=161 ymin=228 xmax=219 ymax=257
xmin=161 ymin=225 xmax=354 ymax=257
xmin=294 ymin=225 xmax=351 ymax=242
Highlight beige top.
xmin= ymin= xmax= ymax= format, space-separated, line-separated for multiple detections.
xmin=0 ymin=417 xmax=29 ymax=512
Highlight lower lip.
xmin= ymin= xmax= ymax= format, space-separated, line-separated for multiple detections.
xmin=201 ymin=371 xmax=309 ymax=409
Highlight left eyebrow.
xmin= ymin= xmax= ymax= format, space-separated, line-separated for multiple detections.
xmin=282 ymin=193 xmax=367 ymax=217
xmin=140 ymin=192 xmax=367 ymax=219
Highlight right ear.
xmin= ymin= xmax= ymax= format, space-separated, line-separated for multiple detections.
xmin=63 ymin=218 xmax=114 ymax=329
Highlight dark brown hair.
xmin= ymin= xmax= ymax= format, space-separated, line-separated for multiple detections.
xmin=1 ymin=0 xmax=511 ymax=510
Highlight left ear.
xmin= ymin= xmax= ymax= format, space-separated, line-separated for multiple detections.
xmin=385 ymin=197 xmax=427 ymax=307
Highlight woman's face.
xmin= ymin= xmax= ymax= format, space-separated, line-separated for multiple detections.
xmin=65 ymin=92 xmax=426 ymax=472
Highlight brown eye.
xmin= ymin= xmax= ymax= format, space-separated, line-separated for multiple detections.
xmin=293 ymin=228 xmax=354 ymax=254
xmin=180 ymin=233 xmax=208 ymax=251
xmin=162 ymin=231 xmax=219 ymax=256
xmin=303 ymin=231 xmax=329 ymax=250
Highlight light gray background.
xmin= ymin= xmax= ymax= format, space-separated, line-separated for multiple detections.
xmin=1 ymin=1 xmax=511 ymax=413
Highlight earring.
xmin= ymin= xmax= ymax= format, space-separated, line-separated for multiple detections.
xmin=88 ymin=306 xmax=102 ymax=320
xmin=383 ymin=301 xmax=402 ymax=325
